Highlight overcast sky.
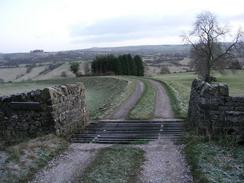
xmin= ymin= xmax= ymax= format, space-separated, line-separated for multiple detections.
xmin=0 ymin=0 xmax=244 ymax=53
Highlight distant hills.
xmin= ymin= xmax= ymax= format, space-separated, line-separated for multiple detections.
xmin=86 ymin=44 xmax=191 ymax=54
xmin=0 ymin=44 xmax=191 ymax=66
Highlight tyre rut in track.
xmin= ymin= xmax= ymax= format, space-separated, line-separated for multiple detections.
xmin=107 ymin=80 xmax=144 ymax=119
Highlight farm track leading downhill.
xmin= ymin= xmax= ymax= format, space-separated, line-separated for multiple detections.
xmin=108 ymin=78 xmax=175 ymax=120
xmin=30 ymin=77 xmax=193 ymax=183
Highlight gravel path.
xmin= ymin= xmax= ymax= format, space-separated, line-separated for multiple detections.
xmin=0 ymin=151 xmax=8 ymax=179
xmin=30 ymin=144 xmax=111 ymax=183
xmin=149 ymin=79 xmax=174 ymax=119
xmin=108 ymin=80 xmax=144 ymax=119
xmin=136 ymin=139 xmax=193 ymax=183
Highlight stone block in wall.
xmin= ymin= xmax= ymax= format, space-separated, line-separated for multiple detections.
xmin=234 ymin=106 xmax=244 ymax=111
xmin=225 ymin=111 xmax=244 ymax=123
xmin=230 ymin=97 xmax=244 ymax=103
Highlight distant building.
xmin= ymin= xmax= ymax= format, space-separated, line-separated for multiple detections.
xmin=30 ymin=49 xmax=44 ymax=53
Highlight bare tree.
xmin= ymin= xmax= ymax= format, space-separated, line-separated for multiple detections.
xmin=184 ymin=11 xmax=243 ymax=82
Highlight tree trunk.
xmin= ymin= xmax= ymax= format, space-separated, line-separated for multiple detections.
xmin=205 ymin=59 xmax=211 ymax=82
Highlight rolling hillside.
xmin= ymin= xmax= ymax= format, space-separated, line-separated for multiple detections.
xmin=0 ymin=61 xmax=91 ymax=82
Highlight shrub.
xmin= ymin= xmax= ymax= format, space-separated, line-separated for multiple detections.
xmin=160 ymin=66 xmax=170 ymax=74
xmin=70 ymin=62 xmax=80 ymax=77
xmin=60 ymin=71 xmax=67 ymax=77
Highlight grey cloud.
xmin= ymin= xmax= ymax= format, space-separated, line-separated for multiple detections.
xmin=70 ymin=15 xmax=193 ymax=43
xmin=72 ymin=31 xmax=165 ymax=44
xmin=233 ymin=14 xmax=244 ymax=21
xmin=218 ymin=13 xmax=244 ymax=24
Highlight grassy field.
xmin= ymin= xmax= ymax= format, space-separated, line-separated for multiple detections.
xmin=0 ymin=67 xmax=27 ymax=82
xmin=80 ymin=77 xmax=131 ymax=119
xmin=80 ymin=146 xmax=144 ymax=183
xmin=0 ymin=61 xmax=90 ymax=82
xmin=128 ymin=78 xmax=156 ymax=119
xmin=154 ymin=70 xmax=244 ymax=118
xmin=0 ymin=77 xmax=130 ymax=119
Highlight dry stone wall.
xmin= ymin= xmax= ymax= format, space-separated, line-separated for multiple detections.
xmin=0 ymin=83 xmax=88 ymax=141
xmin=188 ymin=79 xmax=244 ymax=141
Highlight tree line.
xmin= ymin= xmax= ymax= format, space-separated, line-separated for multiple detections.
xmin=91 ymin=54 xmax=144 ymax=76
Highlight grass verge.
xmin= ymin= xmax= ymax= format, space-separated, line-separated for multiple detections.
xmin=0 ymin=134 xmax=68 ymax=183
xmin=80 ymin=146 xmax=144 ymax=183
xmin=128 ymin=79 xmax=156 ymax=119
xmin=184 ymin=135 xmax=244 ymax=183
xmin=82 ymin=77 xmax=129 ymax=119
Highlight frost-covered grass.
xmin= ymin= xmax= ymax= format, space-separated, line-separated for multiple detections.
xmin=0 ymin=134 xmax=68 ymax=183
xmin=185 ymin=136 xmax=244 ymax=183
xmin=129 ymin=79 xmax=156 ymax=119
xmin=80 ymin=146 xmax=144 ymax=183
xmin=80 ymin=77 xmax=129 ymax=119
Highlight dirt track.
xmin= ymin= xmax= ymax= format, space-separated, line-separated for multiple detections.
xmin=108 ymin=80 xmax=144 ymax=119
xmin=149 ymin=79 xmax=174 ymax=119
xmin=108 ymin=79 xmax=174 ymax=120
